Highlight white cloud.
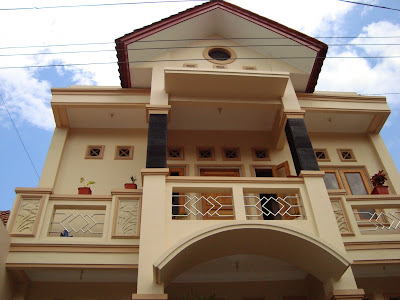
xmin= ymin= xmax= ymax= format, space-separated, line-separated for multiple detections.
xmin=317 ymin=21 xmax=400 ymax=108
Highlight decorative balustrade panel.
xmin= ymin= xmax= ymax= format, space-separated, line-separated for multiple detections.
xmin=114 ymin=198 xmax=141 ymax=238
xmin=49 ymin=207 xmax=106 ymax=237
xmin=330 ymin=198 xmax=352 ymax=235
xmin=244 ymin=195 xmax=302 ymax=220
xmin=172 ymin=194 xmax=234 ymax=219
xmin=11 ymin=197 xmax=42 ymax=236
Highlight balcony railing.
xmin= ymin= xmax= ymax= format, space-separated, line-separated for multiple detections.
xmin=330 ymin=193 xmax=400 ymax=236
xmin=167 ymin=176 xmax=306 ymax=221
xmin=7 ymin=188 xmax=142 ymax=241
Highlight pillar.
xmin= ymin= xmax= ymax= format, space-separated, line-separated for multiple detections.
xmin=285 ymin=118 xmax=319 ymax=175
xmin=38 ymin=128 xmax=68 ymax=188
xmin=301 ymin=171 xmax=364 ymax=299
xmin=134 ymin=169 xmax=169 ymax=299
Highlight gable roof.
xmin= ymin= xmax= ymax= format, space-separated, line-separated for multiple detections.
xmin=115 ymin=0 xmax=327 ymax=92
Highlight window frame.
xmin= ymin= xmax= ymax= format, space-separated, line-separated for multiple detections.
xmin=167 ymin=146 xmax=184 ymax=160
xmin=114 ymin=145 xmax=134 ymax=160
xmin=337 ymin=148 xmax=357 ymax=162
xmin=85 ymin=145 xmax=105 ymax=159
xmin=314 ymin=148 xmax=330 ymax=162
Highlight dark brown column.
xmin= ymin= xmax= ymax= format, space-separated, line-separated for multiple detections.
xmin=146 ymin=114 xmax=168 ymax=168
xmin=285 ymin=118 xmax=319 ymax=175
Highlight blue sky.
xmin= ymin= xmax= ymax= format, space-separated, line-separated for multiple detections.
xmin=0 ymin=0 xmax=400 ymax=210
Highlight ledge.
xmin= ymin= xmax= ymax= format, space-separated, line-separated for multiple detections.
xmin=166 ymin=176 xmax=304 ymax=184
xmin=15 ymin=187 xmax=53 ymax=195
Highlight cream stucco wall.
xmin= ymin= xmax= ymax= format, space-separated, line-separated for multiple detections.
xmin=53 ymin=128 xmax=148 ymax=195
xmin=167 ymin=130 xmax=296 ymax=176
xmin=27 ymin=282 xmax=136 ymax=300
xmin=0 ymin=222 xmax=13 ymax=300
xmin=310 ymin=133 xmax=387 ymax=190
xmin=134 ymin=34 xmax=305 ymax=75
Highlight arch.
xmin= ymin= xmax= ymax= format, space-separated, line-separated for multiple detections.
xmin=154 ymin=222 xmax=351 ymax=284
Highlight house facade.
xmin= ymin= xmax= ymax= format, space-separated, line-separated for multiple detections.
xmin=1 ymin=1 xmax=400 ymax=299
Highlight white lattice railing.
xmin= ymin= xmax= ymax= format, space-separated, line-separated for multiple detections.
xmin=244 ymin=195 xmax=302 ymax=219
xmin=354 ymin=210 xmax=400 ymax=231
xmin=49 ymin=211 xmax=106 ymax=237
xmin=49 ymin=209 xmax=106 ymax=237
xmin=172 ymin=195 xmax=234 ymax=219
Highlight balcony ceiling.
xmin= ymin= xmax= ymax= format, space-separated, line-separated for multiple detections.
xmin=173 ymin=254 xmax=307 ymax=283
xmin=169 ymin=101 xmax=278 ymax=131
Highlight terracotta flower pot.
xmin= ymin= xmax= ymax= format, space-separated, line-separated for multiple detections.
xmin=78 ymin=187 xmax=92 ymax=195
xmin=371 ymin=185 xmax=389 ymax=195
xmin=124 ymin=183 xmax=137 ymax=189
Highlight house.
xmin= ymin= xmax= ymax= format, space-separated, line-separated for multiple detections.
xmin=1 ymin=0 xmax=400 ymax=299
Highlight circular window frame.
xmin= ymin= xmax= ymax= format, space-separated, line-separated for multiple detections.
xmin=203 ymin=46 xmax=237 ymax=65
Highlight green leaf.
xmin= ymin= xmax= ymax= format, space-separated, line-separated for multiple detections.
xmin=86 ymin=181 xmax=95 ymax=186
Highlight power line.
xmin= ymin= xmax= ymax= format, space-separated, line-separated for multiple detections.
xmin=1 ymin=43 xmax=400 ymax=57
xmin=0 ymin=56 xmax=400 ymax=70
xmin=337 ymin=0 xmax=400 ymax=12
xmin=1 ymin=36 xmax=400 ymax=50
xmin=0 ymin=0 xmax=206 ymax=11
xmin=0 ymin=93 xmax=40 ymax=179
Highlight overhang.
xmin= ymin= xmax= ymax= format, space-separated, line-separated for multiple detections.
xmin=165 ymin=68 xmax=289 ymax=99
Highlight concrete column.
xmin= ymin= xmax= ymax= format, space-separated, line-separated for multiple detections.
xmin=369 ymin=133 xmax=400 ymax=194
xmin=327 ymin=289 xmax=365 ymax=300
xmin=285 ymin=118 xmax=319 ymax=175
xmin=135 ymin=168 xmax=169 ymax=297
xmin=38 ymin=128 xmax=68 ymax=188
xmin=301 ymin=171 xmax=360 ymax=296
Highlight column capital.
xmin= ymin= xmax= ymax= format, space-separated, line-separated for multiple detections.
xmin=300 ymin=170 xmax=326 ymax=178
xmin=327 ymin=289 xmax=365 ymax=300
xmin=146 ymin=105 xmax=171 ymax=123
xmin=132 ymin=294 xmax=168 ymax=300
xmin=141 ymin=168 xmax=169 ymax=182
xmin=284 ymin=109 xmax=306 ymax=119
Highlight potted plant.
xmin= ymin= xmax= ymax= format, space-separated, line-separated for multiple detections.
xmin=124 ymin=175 xmax=137 ymax=189
xmin=370 ymin=170 xmax=389 ymax=195
xmin=78 ymin=177 xmax=95 ymax=195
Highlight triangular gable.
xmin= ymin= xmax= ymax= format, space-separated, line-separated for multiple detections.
xmin=115 ymin=0 xmax=327 ymax=92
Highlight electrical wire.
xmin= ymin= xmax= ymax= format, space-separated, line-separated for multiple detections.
xmin=0 ymin=93 xmax=40 ymax=179
xmin=1 ymin=36 xmax=400 ymax=50
xmin=337 ymin=0 xmax=400 ymax=12
xmin=0 ymin=0 xmax=207 ymax=11
xmin=1 ymin=43 xmax=400 ymax=57
xmin=0 ymin=56 xmax=400 ymax=70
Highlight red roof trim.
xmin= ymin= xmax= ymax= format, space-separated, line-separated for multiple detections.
xmin=0 ymin=210 xmax=10 ymax=226
xmin=116 ymin=0 xmax=327 ymax=90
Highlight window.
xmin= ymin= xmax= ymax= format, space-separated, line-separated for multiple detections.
xmin=314 ymin=149 xmax=330 ymax=162
xmin=337 ymin=148 xmax=356 ymax=162
xmin=222 ymin=147 xmax=240 ymax=161
xmin=167 ymin=147 xmax=184 ymax=160
xmin=321 ymin=167 xmax=371 ymax=195
xmin=203 ymin=46 xmax=237 ymax=65
xmin=85 ymin=145 xmax=105 ymax=159
xmin=252 ymin=148 xmax=270 ymax=161
xmin=196 ymin=147 xmax=215 ymax=161
xmin=114 ymin=146 xmax=133 ymax=160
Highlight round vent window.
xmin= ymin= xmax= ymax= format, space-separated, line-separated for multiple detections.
xmin=208 ymin=48 xmax=231 ymax=61
xmin=203 ymin=46 xmax=236 ymax=65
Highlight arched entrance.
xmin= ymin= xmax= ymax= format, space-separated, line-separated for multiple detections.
xmin=154 ymin=222 xmax=351 ymax=285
